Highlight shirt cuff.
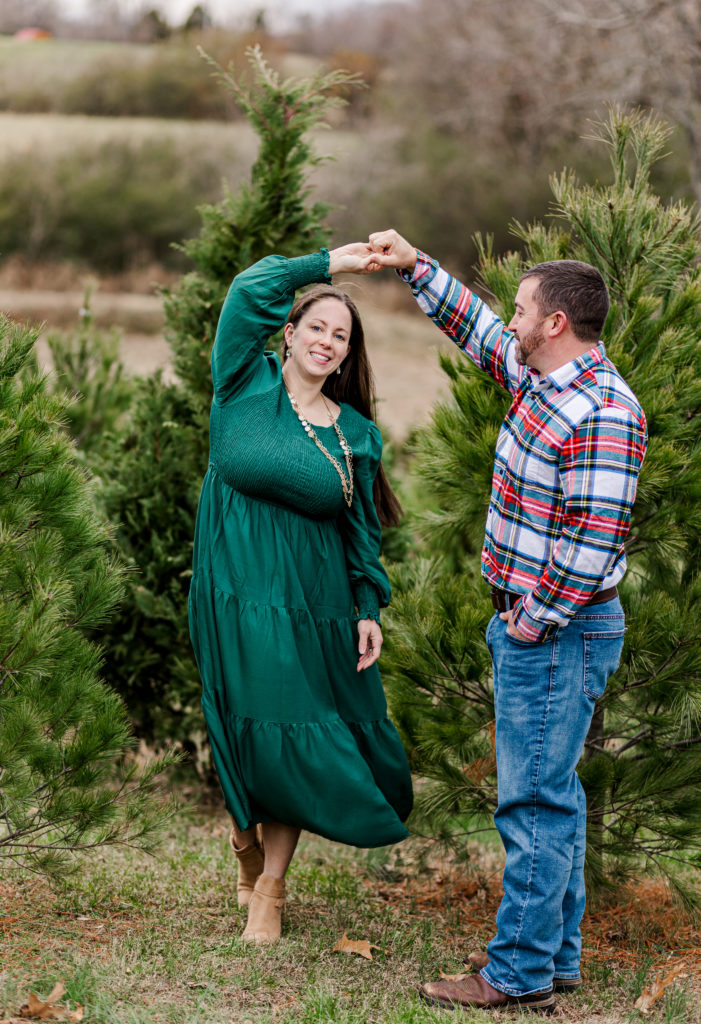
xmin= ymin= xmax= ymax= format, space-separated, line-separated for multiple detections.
xmin=511 ymin=600 xmax=557 ymax=642
xmin=352 ymin=580 xmax=381 ymax=624
xmin=396 ymin=249 xmax=439 ymax=288
xmin=287 ymin=249 xmax=332 ymax=291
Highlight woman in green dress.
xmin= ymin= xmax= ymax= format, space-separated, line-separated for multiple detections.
xmin=189 ymin=242 xmax=413 ymax=944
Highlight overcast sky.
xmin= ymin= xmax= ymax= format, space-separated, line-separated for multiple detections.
xmin=60 ymin=0 xmax=373 ymax=32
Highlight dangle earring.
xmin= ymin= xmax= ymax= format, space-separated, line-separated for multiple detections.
xmin=285 ymin=347 xmax=291 ymax=360
xmin=336 ymin=364 xmax=342 ymax=375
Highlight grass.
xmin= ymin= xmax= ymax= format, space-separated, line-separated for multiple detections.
xmin=1 ymin=804 xmax=698 ymax=1024
xmin=0 ymin=110 xmax=258 ymax=167
xmin=0 ymin=109 xmax=357 ymax=164
xmin=0 ymin=36 xmax=153 ymax=93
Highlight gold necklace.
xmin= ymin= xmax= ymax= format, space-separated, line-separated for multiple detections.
xmin=282 ymin=376 xmax=354 ymax=508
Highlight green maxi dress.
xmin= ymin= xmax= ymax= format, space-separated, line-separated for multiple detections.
xmin=188 ymin=250 xmax=413 ymax=848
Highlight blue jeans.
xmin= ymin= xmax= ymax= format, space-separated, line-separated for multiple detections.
xmin=481 ymin=598 xmax=625 ymax=996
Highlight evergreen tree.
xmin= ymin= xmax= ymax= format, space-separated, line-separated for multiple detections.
xmin=95 ymin=48 xmax=360 ymax=762
xmin=40 ymin=292 xmax=137 ymax=459
xmin=383 ymin=109 xmax=701 ymax=901
xmin=0 ymin=315 xmax=175 ymax=875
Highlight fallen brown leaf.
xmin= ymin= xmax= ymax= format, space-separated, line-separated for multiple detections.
xmin=333 ymin=932 xmax=381 ymax=961
xmin=439 ymin=971 xmax=469 ymax=982
xmin=18 ymin=982 xmax=83 ymax=1022
xmin=463 ymin=756 xmax=496 ymax=782
xmin=634 ymin=965 xmax=685 ymax=1013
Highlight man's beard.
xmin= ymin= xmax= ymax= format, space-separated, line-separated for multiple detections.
xmin=515 ymin=321 xmax=547 ymax=367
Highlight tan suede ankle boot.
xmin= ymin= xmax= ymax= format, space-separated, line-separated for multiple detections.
xmin=230 ymin=826 xmax=264 ymax=908
xmin=241 ymin=874 xmax=286 ymax=944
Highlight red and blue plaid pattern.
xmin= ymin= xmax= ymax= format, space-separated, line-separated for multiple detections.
xmin=403 ymin=253 xmax=647 ymax=640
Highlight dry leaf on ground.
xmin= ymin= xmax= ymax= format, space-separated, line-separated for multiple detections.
xmin=333 ymin=933 xmax=381 ymax=961
xmin=634 ymin=965 xmax=686 ymax=1013
xmin=18 ymin=982 xmax=83 ymax=1022
xmin=439 ymin=971 xmax=470 ymax=982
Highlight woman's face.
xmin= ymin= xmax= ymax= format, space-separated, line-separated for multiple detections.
xmin=284 ymin=298 xmax=351 ymax=381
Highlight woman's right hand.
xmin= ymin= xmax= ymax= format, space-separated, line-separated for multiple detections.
xmin=328 ymin=242 xmax=384 ymax=275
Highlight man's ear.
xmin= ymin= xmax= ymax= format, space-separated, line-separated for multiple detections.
xmin=549 ymin=310 xmax=567 ymax=338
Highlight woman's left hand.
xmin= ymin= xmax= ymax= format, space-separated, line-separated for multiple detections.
xmin=329 ymin=243 xmax=384 ymax=276
xmin=357 ymin=618 xmax=383 ymax=671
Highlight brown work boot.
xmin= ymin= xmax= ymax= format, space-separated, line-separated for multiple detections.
xmin=230 ymin=826 xmax=264 ymax=907
xmin=463 ymin=951 xmax=582 ymax=994
xmin=419 ymin=973 xmax=555 ymax=1014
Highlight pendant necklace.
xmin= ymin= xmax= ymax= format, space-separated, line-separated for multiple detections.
xmin=282 ymin=375 xmax=354 ymax=508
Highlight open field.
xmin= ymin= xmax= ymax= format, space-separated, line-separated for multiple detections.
xmin=0 ymin=110 xmax=258 ymax=162
xmin=1 ymin=807 xmax=699 ymax=1024
xmin=0 ymin=109 xmax=358 ymax=163
xmin=0 ymin=36 xmax=319 ymax=101
xmin=0 ymin=37 xmax=152 ymax=96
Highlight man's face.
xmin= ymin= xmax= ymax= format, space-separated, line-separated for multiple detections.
xmin=508 ymin=278 xmax=548 ymax=367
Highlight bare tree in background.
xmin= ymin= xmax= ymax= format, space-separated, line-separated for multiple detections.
xmin=390 ymin=0 xmax=629 ymax=167
xmin=386 ymin=0 xmax=697 ymax=196
xmin=0 ymin=0 xmax=57 ymax=33
xmin=534 ymin=0 xmax=701 ymax=202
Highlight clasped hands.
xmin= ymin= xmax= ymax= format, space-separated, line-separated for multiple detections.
xmin=328 ymin=230 xmax=418 ymax=276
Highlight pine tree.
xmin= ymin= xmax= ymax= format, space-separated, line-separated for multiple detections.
xmin=41 ymin=291 xmax=137 ymax=459
xmin=0 ymin=315 xmax=175 ymax=875
xmin=95 ymin=48 xmax=360 ymax=761
xmin=383 ymin=109 xmax=701 ymax=901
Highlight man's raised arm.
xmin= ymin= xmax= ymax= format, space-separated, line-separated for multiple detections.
xmin=368 ymin=229 xmax=522 ymax=395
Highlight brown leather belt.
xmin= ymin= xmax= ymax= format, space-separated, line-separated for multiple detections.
xmin=490 ymin=586 xmax=618 ymax=613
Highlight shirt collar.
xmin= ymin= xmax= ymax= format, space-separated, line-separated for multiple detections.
xmin=528 ymin=342 xmax=606 ymax=392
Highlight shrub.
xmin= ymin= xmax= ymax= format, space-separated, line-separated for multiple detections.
xmin=60 ymin=45 xmax=235 ymax=120
xmin=42 ymin=295 xmax=138 ymax=457
xmin=0 ymin=139 xmax=224 ymax=272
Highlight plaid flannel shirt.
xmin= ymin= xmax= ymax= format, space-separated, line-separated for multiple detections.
xmin=402 ymin=252 xmax=647 ymax=640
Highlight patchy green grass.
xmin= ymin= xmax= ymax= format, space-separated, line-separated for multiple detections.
xmin=1 ymin=804 xmax=698 ymax=1024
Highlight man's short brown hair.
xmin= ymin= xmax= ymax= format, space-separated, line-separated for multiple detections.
xmin=521 ymin=260 xmax=609 ymax=343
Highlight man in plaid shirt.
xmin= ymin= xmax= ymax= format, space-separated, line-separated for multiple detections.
xmin=367 ymin=229 xmax=647 ymax=1013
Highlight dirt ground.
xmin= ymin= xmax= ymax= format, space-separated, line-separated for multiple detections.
xmin=0 ymin=275 xmax=456 ymax=442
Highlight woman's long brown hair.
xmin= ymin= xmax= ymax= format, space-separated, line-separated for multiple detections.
xmin=284 ymin=285 xmax=403 ymax=528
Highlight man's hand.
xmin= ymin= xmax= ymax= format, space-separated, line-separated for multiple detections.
xmin=499 ymin=609 xmax=533 ymax=642
xmin=357 ymin=618 xmax=383 ymax=671
xmin=368 ymin=229 xmax=418 ymax=272
xmin=328 ymin=242 xmax=384 ymax=275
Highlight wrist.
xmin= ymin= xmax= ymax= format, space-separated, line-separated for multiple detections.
xmin=403 ymin=248 xmax=418 ymax=273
